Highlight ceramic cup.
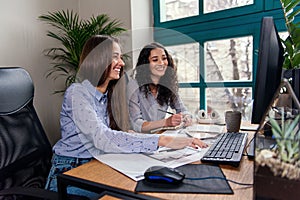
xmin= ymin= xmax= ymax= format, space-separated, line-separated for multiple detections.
xmin=225 ymin=111 xmax=242 ymax=133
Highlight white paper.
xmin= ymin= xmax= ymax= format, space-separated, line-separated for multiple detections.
xmin=95 ymin=153 xmax=163 ymax=181
xmin=94 ymin=125 xmax=219 ymax=182
xmin=94 ymin=147 xmax=209 ymax=181
xmin=240 ymin=124 xmax=259 ymax=131
xmin=186 ymin=124 xmax=225 ymax=133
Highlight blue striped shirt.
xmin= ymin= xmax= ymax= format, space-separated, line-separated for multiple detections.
xmin=53 ymin=80 xmax=159 ymax=158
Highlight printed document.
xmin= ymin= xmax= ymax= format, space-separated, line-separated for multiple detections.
xmin=94 ymin=124 xmax=221 ymax=181
xmin=94 ymin=146 xmax=209 ymax=181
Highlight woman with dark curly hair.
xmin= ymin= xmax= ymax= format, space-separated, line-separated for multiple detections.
xmin=128 ymin=42 xmax=192 ymax=133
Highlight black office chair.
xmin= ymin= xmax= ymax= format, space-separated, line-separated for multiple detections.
xmin=0 ymin=67 xmax=89 ymax=200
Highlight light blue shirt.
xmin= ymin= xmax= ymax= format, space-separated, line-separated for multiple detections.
xmin=53 ymin=80 xmax=160 ymax=158
xmin=127 ymin=79 xmax=189 ymax=132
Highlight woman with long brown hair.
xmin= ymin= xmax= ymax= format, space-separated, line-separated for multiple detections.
xmin=45 ymin=35 xmax=207 ymax=198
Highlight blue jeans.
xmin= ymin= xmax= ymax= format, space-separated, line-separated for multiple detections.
xmin=45 ymin=154 xmax=98 ymax=199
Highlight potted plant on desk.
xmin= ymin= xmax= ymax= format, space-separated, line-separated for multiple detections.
xmin=254 ymin=110 xmax=300 ymax=199
xmin=253 ymin=2 xmax=300 ymax=198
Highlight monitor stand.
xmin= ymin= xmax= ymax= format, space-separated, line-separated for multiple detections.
xmin=247 ymin=139 xmax=255 ymax=159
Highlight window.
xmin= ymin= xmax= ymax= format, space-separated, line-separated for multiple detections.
xmin=153 ymin=0 xmax=287 ymax=120
xmin=167 ymin=42 xmax=200 ymax=82
xmin=204 ymin=36 xmax=253 ymax=82
xmin=204 ymin=0 xmax=253 ymax=14
xmin=160 ymin=0 xmax=199 ymax=22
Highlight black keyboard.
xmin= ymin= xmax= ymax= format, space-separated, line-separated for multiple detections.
xmin=201 ymin=132 xmax=248 ymax=167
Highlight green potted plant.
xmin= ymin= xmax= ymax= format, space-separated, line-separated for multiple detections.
xmin=280 ymin=0 xmax=300 ymax=70
xmin=253 ymin=0 xmax=300 ymax=194
xmin=254 ymin=109 xmax=300 ymax=199
xmin=256 ymin=113 xmax=300 ymax=179
xmin=39 ymin=10 xmax=126 ymax=93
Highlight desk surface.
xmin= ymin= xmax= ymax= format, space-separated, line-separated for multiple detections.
xmin=64 ymin=146 xmax=254 ymax=199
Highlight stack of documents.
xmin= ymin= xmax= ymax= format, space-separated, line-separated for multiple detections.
xmin=95 ymin=146 xmax=208 ymax=181
xmin=94 ymin=123 xmax=224 ymax=182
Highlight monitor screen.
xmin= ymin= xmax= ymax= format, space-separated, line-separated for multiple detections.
xmin=283 ymin=68 xmax=300 ymax=108
xmin=251 ymin=17 xmax=284 ymax=124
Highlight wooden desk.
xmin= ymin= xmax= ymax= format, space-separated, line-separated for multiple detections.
xmin=60 ymin=158 xmax=253 ymax=200
xmin=58 ymin=135 xmax=254 ymax=200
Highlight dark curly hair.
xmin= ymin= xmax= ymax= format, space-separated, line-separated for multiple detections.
xmin=134 ymin=42 xmax=179 ymax=107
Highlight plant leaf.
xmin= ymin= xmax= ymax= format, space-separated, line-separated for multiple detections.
xmin=39 ymin=10 xmax=127 ymax=92
xmin=270 ymin=117 xmax=283 ymax=137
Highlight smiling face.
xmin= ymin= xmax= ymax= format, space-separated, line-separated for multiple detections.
xmin=108 ymin=41 xmax=124 ymax=81
xmin=148 ymin=47 xmax=168 ymax=83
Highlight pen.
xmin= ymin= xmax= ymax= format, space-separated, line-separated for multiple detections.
xmin=158 ymin=108 xmax=174 ymax=115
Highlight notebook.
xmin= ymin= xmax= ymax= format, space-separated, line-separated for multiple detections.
xmin=150 ymin=123 xmax=184 ymax=133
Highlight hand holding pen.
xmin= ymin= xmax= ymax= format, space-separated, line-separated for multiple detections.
xmin=158 ymin=109 xmax=192 ymax=127
xmin=165 ymin=113 xmax=182 ymax=127
xmin=182 ymin=114 xmax=192 ymax=126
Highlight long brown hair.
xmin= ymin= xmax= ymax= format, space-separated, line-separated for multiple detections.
xmin=78 ymin=35 xmax=130 ymax=131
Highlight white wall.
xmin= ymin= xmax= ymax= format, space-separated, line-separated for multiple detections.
xmin=0 ymin=0 xmax=153 ymax=145
xmin=0 ymin=0 xmax=78 ymax=145
xmin=130 ymin=0 xmax=154 ymax=67
xmin=79 ymin=0 xmax=132 ymax=28
xmin=79 ymin=0 xmax=154 ymax=71
xmin=78 ymin=0 xmax=134 ymax=71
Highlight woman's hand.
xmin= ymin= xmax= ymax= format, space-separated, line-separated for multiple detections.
xmin=164 ymin=114 xmax=183 ymax=127
xmin=158 ymin=135 xmax=208 ymax=149
xmin=182 ymin=114 xmax=193 ymax=127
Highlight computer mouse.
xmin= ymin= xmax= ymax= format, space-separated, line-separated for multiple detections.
xmin=144 ymin=166 xmax=185 ymax=185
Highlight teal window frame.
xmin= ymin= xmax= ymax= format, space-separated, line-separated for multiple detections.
xmin=153 ymin=0 xmax=288 ymax=110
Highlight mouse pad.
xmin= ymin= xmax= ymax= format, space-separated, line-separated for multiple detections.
xmin=135 ymin=164 xmax=233 ymax=194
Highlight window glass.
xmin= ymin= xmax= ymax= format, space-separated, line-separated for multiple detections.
xmin=279 ymin=31 xmax=288 ymax=40
xmin=205 ymin=36 xmax=253 ymax=82
xmin=206 ymin=87 xmax=253 ymax=121
xmin=154 ymin=0 xmax=286 ymax=123
xmin=167 ymin=43 xmax=200 ymax=82
xmin=178 ymin=87 xmax=200 ymax=114
xmin=203 ymin=0 xmax=254 ymax=14
xmin=160 ymin=0 xmax=199 ymax=22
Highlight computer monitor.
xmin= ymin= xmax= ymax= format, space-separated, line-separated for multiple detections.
xmin=283 ymin=68 xmax=300 ymax=107
xmin=251 ymin=17 xmax=284 ymax=124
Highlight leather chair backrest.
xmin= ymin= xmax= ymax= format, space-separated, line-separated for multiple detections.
xmin=0 ymin=67 xmax=52 ymax=191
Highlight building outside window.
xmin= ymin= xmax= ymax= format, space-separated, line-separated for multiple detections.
xmin=153 ymin=0 xmax=287 ymax=121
